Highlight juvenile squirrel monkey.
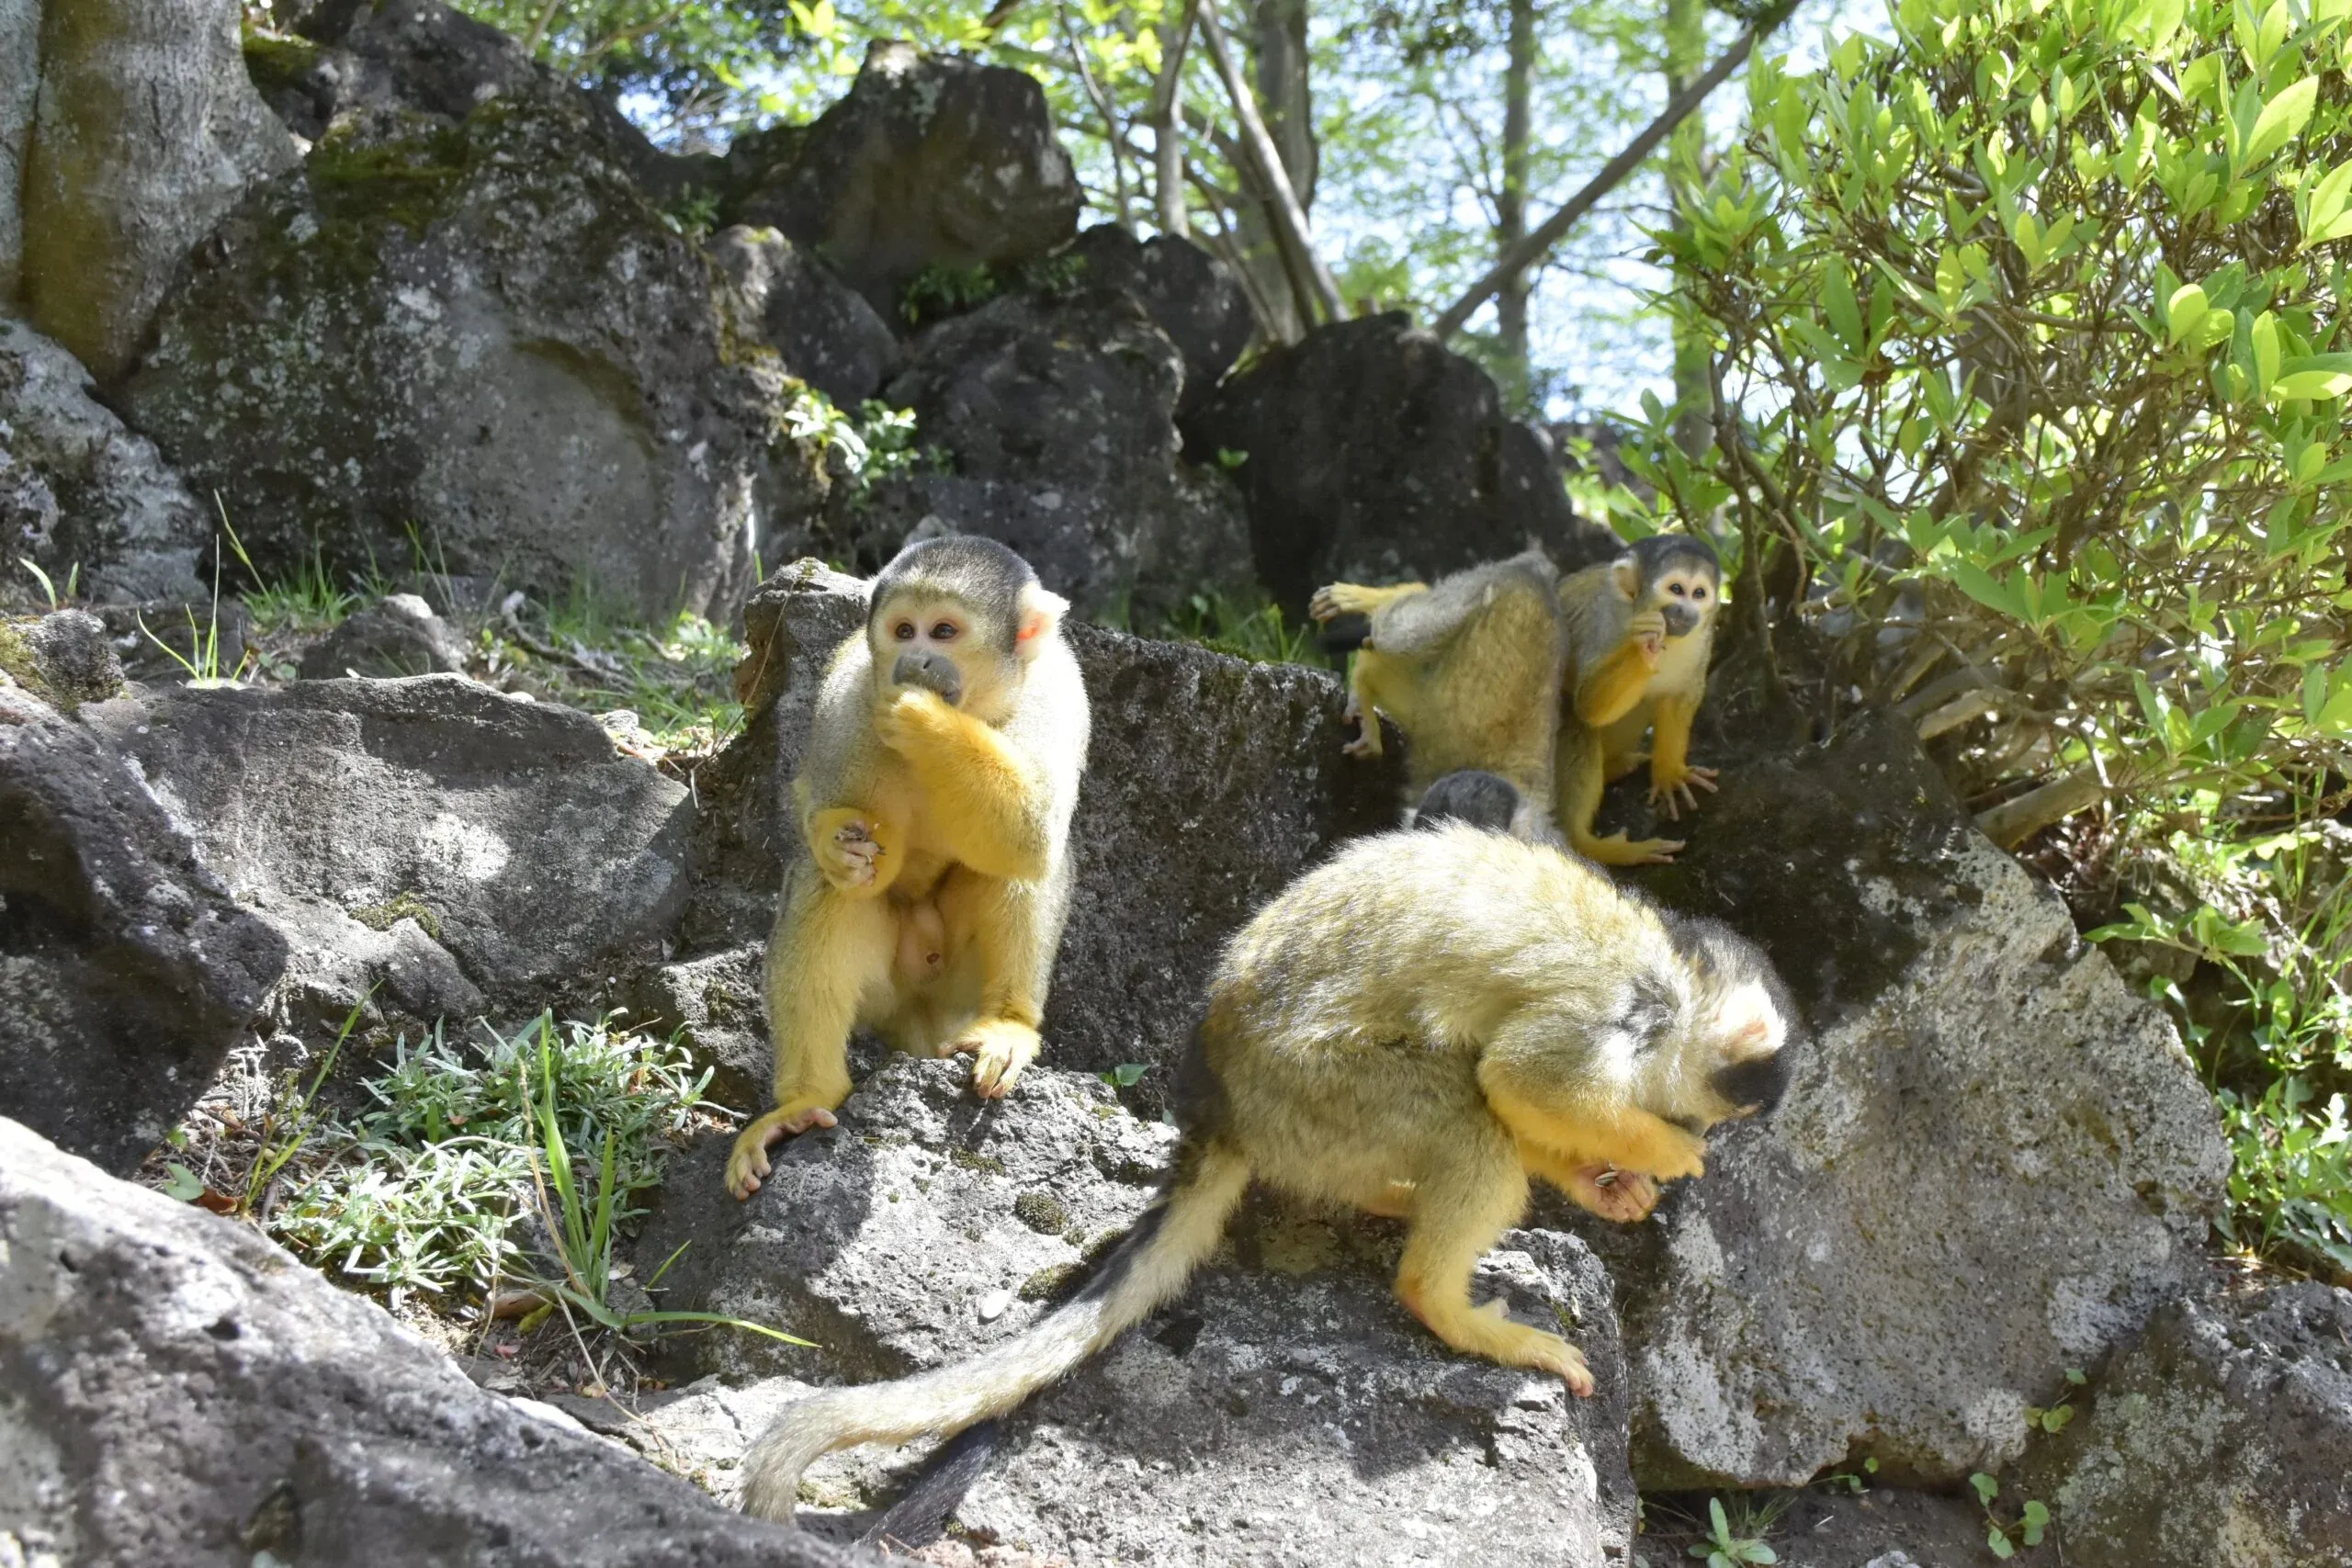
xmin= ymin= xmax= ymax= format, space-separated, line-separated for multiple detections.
xmin=726 ymin=536 xmax=1091 ymax=1201
xmin=1555 ymin=535 xmax=1723 ymax=866
xmin=736 ymin=825 xmax=1795 ymax=1523
xmin=1412 ymin=768 xmax=1566 ymax=847
xmin=1308 ymin=550 xmax=1566 ymax=829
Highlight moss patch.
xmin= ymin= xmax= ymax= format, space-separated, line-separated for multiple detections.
xmin=350 ymin=891 xmax=442 ymax=939
xmin=1012 ymin=1190 xmax=1069 ymax=1235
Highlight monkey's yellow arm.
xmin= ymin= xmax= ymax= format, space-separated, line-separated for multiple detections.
xmin=876 ymin=690 xmax=1056 ymax=881
xmin=1476 ymin=1059 xmax=1708 ymax=1182
xmin=1571 ymin=638 xmax=1657 ymax=728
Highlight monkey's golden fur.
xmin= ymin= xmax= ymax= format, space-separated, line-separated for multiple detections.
xmin=1308 ymin=550 xmax=1566 ymax=826
xmin=736 ymin=825 xmax=1795 ymax=1524
xmin=727 ymin=537 xmax=1090 ymax=1201
xmin=1555 ymin=536 xmax=1723 ymax=866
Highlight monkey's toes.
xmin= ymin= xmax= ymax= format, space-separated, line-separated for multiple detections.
xmin=1580 ymin=1168 xmax=1660 ymax=1223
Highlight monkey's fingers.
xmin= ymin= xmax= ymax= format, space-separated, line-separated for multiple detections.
xmin=959 ymin=1020 xmax=1042 ymax=1099
xmin=1580 ymin=831 xmax=1683 ymax=866
xmin=724 ymin=1105 xmax=838 ymax=1200
xmin=1568 ymin=1166 xmax=1660 ymax=1224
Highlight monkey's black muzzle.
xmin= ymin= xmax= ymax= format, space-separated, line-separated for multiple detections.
xmin=1710 ymin=1050 xmax=1791 ymax=1118
xmin=893 ymin=649 xmax=963 ymax=706
xmin=1661 ymin=602 xmax=1702 ymax=638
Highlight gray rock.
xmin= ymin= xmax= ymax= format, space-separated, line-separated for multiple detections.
xmin=844 ymin=288 xmax=1255 ymax=622
xmin=116 ymin=95 xmax=822 ymax=622
xmin=297 ymin=592 xmax=469 ymax=679
xmin=0 ymin=1115 xmax=876 ymax=1567
xmin=1572 ymin=713 xmax=2230 ymax=1488
xmin=1066 ymin=224 xmax=1252 ymax=415
xmin=740 ymin=41 xmax=1081 ymax=319
xmin=266 ymin=0 xmax=537 ymax=139
xmin=712 ymin=225 xmax=900 ymax=410
xmin=0 ymin=318 xmax=210 ymax=603
xmin=2011 ymin=1282 xmax=2352 ymax=1567
xmin=628 ymin=944 xmax=768 ymax=1110
xmin=0 ymin=608 xmax=122 ymax=708
xmin=680 ymin=563 xmax=1401 ymax=1104
xmin=1182 ymin=312 xmax=1621 ymax=613
xmin=17 ymin=0 xmax=299 ymax=381
xmin=632 ymin=1057 xmax=1636 ymax=1566
xmin=0 ymin=0 xmax=33 ymax=304
xmin=80 ymin=674 xmax=691 ymax=1026
xmin=0 ymin=699 xmax=284 ymax=1174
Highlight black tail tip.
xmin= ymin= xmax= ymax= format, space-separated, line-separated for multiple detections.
xmin=857 ymin=1418 xmax=1006 ymax=1551
xmin=1317 ymin=613 xmax=1371 ymax=654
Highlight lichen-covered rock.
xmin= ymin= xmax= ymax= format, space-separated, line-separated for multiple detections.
xmin=116 ymin=96 xmax=820 ymax=621
xmin=0 ymin=1115 xmax=875 ymax=1568
xmin=842 ymin=288 xmax=1255 ymax=622
xmin=79 ymin=674 xmax=691 ymax=1028
xmin=680 ymin=563 xmax=1401 ymax=1102
xmin=738 ymin=41 xmax=1081 ymax=318
xmin=1183 ymin=312 xmax=1619 ymax=612
xmin=1065 ymin=224 xmax=1253 ymax=415
xmin=1566 ymin=713 xmax=2230 ymax=1489
xmin=2010 ymin=1282 xmax=2352 ymax=1568
xmin=17 ymin=0 xmax=299 ymax=379
xmin=631 ymin=1056 xmax=1636 ymax=1566
xmin=260 ymin=0 xmax=537 ymax=140
xmin=628 ymin=944 xmax=769 ymax=1109
xmin=0 ymin=698 xmax=285 ymax=1174
xmin=0 ymin=318 xmax=210 ymax=603
xmin=0 ymin=607 xmax=122 ymax=708
xmin=297 ymin=592 xmax=468 ymax=679
xmin=711 ymin=224 xmax=899 ymax=409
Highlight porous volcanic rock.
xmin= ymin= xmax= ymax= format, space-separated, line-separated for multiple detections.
xmin=2011 ymin=1281 xmax=2352 ymax=1567
xmin=1183 ymin=312 xmax=1620 ymax=611
xmin=79 ymin=674 xmax=690 ymax=1031
xmin=737 ymin=40 xmax=1081 ymax=318
xmin=1065 ymin=223 xmax=1253 ymax=415
xmin=680 ymin=561 xmax=1401 ymax=1102
xmin=710 ymin=224 xmax=900 ymax=409
xmin=0 ymin=0 xmax=33 ymax=302
xmin=0 ymin=606 xmax=122 ymax=708
xmin=0 ymin=1115 xmax=876 ymax=1568
xmin=0 ymin=688 xmax=284 ymax=1174
xmin=296 ymin=592 xmax=468 ymax=679
xmin=116 ymin=95 xmax=820 ymax=620
xmin=631 ymin=1056 xmax=1637 ymax=1566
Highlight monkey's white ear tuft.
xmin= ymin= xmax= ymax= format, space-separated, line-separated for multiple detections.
xmin=1610 ymin=558 xmax=1641 ymax=602
xmin=1014 ymin=585 xmax=1069 ymax=659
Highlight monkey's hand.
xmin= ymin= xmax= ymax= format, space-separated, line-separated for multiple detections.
xmin=1563 ymin=1165 xmax=1661 ymax=1224
xmin=726 ymin=1101 xmax=840 ymax=1200
xmin=1576 ymin=829 xmax=1685 ymax=866
xmin=956 ymin=1019 xmax=1041 ymax=1099
xmin=809 ymin=807 xmax=884 ymax=892
xmin=1648 ymin=762 xmax=1720 ymax=822
xmin=1629 ymin=607 xmax=1668 ymax=665
xmin=1636 ymin=1123 xmax=1709 ymax=1183
xmin=1310 ymin=581 xmax=1377 ymax=621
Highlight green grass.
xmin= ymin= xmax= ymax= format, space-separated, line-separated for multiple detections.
xmin=483 ymin=593 xmax=748 ymax=758
xmin=1152 ymin=590 xmax=1327 ymax=668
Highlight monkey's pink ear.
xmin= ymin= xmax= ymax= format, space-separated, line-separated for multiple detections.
xmin=1014 ymin=586 xmax=1069 ymax=660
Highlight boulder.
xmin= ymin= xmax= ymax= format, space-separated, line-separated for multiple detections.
xmin=115 ymin=95 xmax=821 ymax=622
xmin=1066 ymin=224 xmax=1253 ymax=415
xmin=711 ymin=224 xmax=899 ymax=409
xmin=631 ymin=1056 xmax=1637 ymax=1566
xmin=17 ymin=0 xmax=300 ymax=380
xmin=1566 ymin=711 xmax=2230 ymax=1488
xmin=737 ymin=41 xmax=1081 ymax=319
xmin=1182 ymin=312 xmax=1619 ymax=612
xmin=0 ymin=692 xmax=285 ymax=1175
xmin=297 ymin=592 xmax=469 ymax=679
xmin=78 ymin=674 xmax=691 ymax=1031
xmin=0 ymin=317 xmax=211 ymax=604
xmin=680 ymin=562 xmax=1402 ymax=1103
xmin=842 ymin=288 xmax=1255 ymax=622
xmin=2010 ymin=1281 xmax=2352 ymax=1567
xmin=0 ymin=1115 xmax=875 ymax=1568
xmin=0 ymin=606 xmax=122 ymax=708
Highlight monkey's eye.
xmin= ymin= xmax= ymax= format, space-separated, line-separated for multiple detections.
xmin=930 ymin=621 xmax=959 ymax=642
xmin=1691 ymin=586 xmax=1709 ymax=600
xmin=892 ymin=621 xmax=917 ymax=641
xmin=1668 ymin=581 xmax=1688 ymax=596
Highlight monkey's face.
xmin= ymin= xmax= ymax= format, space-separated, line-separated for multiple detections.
xmin=1690 ymin=976 xmax=1792 ymax=1125
xmin=869 ymin=580 xmax=1067 ymax=725
xmin=1646 ymin=563 xmax=1720 ymax=640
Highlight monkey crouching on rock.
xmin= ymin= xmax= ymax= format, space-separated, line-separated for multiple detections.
xmin=735 ymin=824 xmax=1797 ymax=1524
xmin=727 ymin=537 xmax=1091 ymax=1201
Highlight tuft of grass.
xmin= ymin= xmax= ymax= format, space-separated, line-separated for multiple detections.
xmin=482 ymin=593 xmax=749 ymax=761
xmin=1154 ymin=590 xmax=1326 ymax=668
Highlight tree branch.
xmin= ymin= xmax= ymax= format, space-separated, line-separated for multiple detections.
xmin=1194 ymin=0 xmax=1343 ymax=326
xmin=1150 ymin=0 xmax=1200 ymax=236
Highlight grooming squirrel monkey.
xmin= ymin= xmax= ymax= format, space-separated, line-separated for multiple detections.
xmin=1307 ymin=550 xmax=1566 ymax=827
xmin=1555 ymin=535 xmax=1723 ymax=866
xmin=737 ymin=825 xmax=1795 ymax=1523
xmin=726 ymin=537 xmax=1091 ymax=1202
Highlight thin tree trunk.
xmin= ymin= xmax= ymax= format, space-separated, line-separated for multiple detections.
xmin=1151 ymin=0 xmax=1199 ymax=235
xmin=1254 ymin=0 xmax=1315 ymax=205
xmin=1059 ymin=0 xmax=1133 ymax=230
xmin=1197 ymin=0 xmax=1342 ymax=331
xmin=1665 ymin=0 xmax=1711 ymax=457
xmin=1495 ymin=0 xmax=1537 ymax=408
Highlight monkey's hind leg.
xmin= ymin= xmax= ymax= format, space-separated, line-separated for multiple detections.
xmin=936 ymin=872 xmax=1054 ymax=1100
xmin=1645 ymin=693 xmax=1719 ymax=821
xmin=1308 ymin=580 xmax=1427 ymax=622
xmin=1394 ymin=1128 xmax=1594 ymax=1395
xmin=728 ymin=874 xmax=895 ymax=1200
xmin=1558 ymin=729 xmax=1683 ymax=867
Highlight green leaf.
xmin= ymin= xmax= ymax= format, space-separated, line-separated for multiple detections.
xmin=2272 ymin=354 xmax=2352 ymax=400
xmin=2165 ymin=283 xmax=2210 ymax=345
xmin=1971 ymin=1472 xmax=2000 ymax=1506
xmin=2252 ymin=310 xmax=2281 ymax=398
xmin=163 ymin=1163 xmax=206 ymax=1201
xmin=2240 ymin=75 xmax=2318 ymax=171
xmin=1988 ymin=1526 xmax=2016 ymax=1560
xmin=1823 ymin=260 xmax=1865 ymax=355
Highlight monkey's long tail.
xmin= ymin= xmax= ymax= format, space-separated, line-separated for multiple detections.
xmin=738 ymin=1140 xmax=1254 ymax=1525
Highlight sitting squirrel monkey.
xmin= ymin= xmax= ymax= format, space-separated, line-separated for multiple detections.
xmin=1308 ymin=550 xmax=1567 ymax=830
xmin=735 ymin=824 xmax=1796 ymax=1524
xmin=1555 ymin=534 xmax=1724 ymax=866
xmin=726 ymin=536 xmax=1091 ymax=1201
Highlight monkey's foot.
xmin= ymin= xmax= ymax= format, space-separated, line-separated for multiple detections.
xmin=1310 ymin=581 xmax=1378 ymax=621
xmin=1648 ymin=765 xmax=1720 ymax=821
xmin=1574 ymin=830 xmax=1684 ymax=866
xmin=1565 ymin=1165 xmax=1659 ymax=1224
xmin=956 ymin=1019 xmax=1041 ymax=1099
xmin=810 ymin=808 xmax=882 ymax=891
xmin=726 ymin=1102 xmax=840 ymax=1200
xmin=1414 ymin=1297 xmax=1596 ymax=1396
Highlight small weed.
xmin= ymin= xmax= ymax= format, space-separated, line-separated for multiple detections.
xmin=1968 ymin=1472 xmax=2051 ymax=1559
xmin=2024 ymin=1369 xmax=2085 ymax=1435
xmin=17 ymin=558 xmax=74 ymax=608
xmin=1156 ymin=590 xmax=1323 ymax=667
xmin=1101 ymin=1063 xmax=1149 ymax=1088
xmin=482 ymin=594 xmax=749 ymax=761
xmin=1689 ymin=1495 xmax=1781 ymax=1567
xmin=902 ymin=260 xmax=998 ymax=324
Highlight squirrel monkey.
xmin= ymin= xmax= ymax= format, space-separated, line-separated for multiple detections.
xmin=1554 ymin=535 xmax=1723 ymax=866
xmin=1413 ymin=768 xmax=1565 ymax=847
xmin=726 ymin=537 xmax=1091 ymax=1201
xmin=1308 ymin=550 xmax=1567 ymax=829
xmin=735 ymin=824 xmax=1795 ymax=1523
